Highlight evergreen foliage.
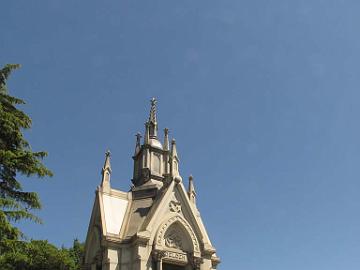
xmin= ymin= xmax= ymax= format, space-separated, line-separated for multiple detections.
xmin=0 ymin=239 xmax=84 ymax=270
xmin=0 ymin=64 xmax=53 ymax=252
xmin=0 ymin=64 xmax=83 ymax=269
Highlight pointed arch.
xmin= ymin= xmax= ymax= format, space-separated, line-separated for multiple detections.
xmin=154 ymin=214 xmax=201 ymax=256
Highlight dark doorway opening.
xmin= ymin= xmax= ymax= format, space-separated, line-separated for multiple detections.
xmin=162 ymin=263 xmax=185 ymax=270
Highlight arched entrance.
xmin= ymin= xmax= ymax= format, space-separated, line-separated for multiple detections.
xmin=152 ymin=215 xmax=202 ymax=270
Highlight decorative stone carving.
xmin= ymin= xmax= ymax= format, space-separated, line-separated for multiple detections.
xmin=163 ymin=251 xmax=188 ymax=264
xmin=153 ymin=249 xmax=188 ymax=265
xmin=156 ymin=215 xmax=200 ymax=253
xmin=152 ymin=250 xmax=167 ymax=261
xmin=169 ymin=201 xmax=181 ymax=213
xmin=211 ymin=256 xmax=221 ymax=269
xmin=165 ymin=231 xmax=183 ymax=249
xmin=192 ymin=256 xmax=203 ymax=270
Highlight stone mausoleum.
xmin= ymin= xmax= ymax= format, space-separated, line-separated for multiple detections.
xmin=83 ymin=99 xmax=220 ymax=270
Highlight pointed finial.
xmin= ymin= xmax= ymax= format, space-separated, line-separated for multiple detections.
xmin=170 ymin=138 xmax=180 ymax=177
xmin=134 ymin=132 xmax=142 ymax=155
xmin=188 ymin=174 xmax=196 ymax=204
xmin=148 ymin=98 xmax=158 ymax=138
xmin=149 ymin=97 xmax=157 ymax=124
xmin=163 ymin=128 xmax=169 ymax=151
xmin=101 ymin=150 xmax=111 ymax=192
xmin=104 ymin=150 xmax=111 ymax=171
xmin=151 ymin=97 xmax=156 ymax=104
xmin=171 ymin=139 xmax=178 ymax=158
xmin=136 ymin=132 xmax=142 ymax=143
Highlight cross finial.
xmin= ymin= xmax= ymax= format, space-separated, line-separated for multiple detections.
xmin=101 ymin=149 xmax=111 ymax=192
xmin=102 ymin=150 xmax=112 ymax=174
xmin=150 ymin=97 xmax=157 ymax=107
xmin=188 ymin=174 xmax=196 ymax=204
xmin=136 ymin=132 xmax=142 ymax=143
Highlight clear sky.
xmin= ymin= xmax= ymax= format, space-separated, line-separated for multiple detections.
xmin=1 ymin=1 xmax=360 ymax=269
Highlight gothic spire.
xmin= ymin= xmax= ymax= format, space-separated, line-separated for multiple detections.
xmin=148 ymin=97 xmax=158 ymax=138
xmin=149 ymin=97 xmax=157 ymax=124
xmin=188 ymin=175 xmax=197 ymax=204
xmin=171 ymin=138 xmax=179 ymax=159
xmin=170 ymin=138 xmax=180 ymax=177
xmin=101 ymin=150 xmax=111 ymax=192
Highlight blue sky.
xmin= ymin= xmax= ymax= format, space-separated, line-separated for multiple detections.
xmin=1 ymin=1 xmax=360 ymax=269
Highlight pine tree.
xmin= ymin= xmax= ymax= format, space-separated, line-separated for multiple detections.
xmin=0 ymin=64 xmax=53 ymax=252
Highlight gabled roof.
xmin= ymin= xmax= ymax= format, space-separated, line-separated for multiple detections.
xmin=138 ymin=179 xmax=216 ymax=254
xmin=84 ymin=179 xmax=216 ymax=254
xmin=84 ymin=188 xmax=130 ymax=244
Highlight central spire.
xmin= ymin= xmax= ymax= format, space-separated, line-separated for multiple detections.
xmin=132 ymin=98 xmax=183 ymax=190
xmin=148 ymin=97 xmax=158 ymax=138
xmin=149 ymin=97 xmax=157 ymax=124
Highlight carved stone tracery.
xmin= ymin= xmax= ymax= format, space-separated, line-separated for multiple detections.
xmin=169 ymin=200 xmax=181 ymax=213
xmin=155 ymin=215 xmax=200 ymax=254
xmin=165 ymin=231 xmax=183 ymax=249
xmin=152 ymin=250 xmax=167 ymax=261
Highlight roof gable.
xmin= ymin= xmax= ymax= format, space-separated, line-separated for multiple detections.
xmin=139 ymin=179 xmax=216 ymax=254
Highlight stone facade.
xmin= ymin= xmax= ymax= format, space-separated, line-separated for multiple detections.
xmin=83 ymin=99 xmax=220 ymax=270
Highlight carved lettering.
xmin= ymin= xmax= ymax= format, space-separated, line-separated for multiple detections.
xmin=164 ymin=251 xmax=188 ymax=264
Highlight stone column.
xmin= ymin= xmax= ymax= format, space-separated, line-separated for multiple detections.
xmin=152 ymin=250 xmax=166 ymax=270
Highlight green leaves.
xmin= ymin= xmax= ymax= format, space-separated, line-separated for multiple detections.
xmin=0 ymin=64 xmax=53 ymax=253
xmin=0 ymin=239 xmax=84 ymax=270
xmin=0 ymin=64 xmax=21 ymax=94
xmin=0 ymin=64 xmax=83 ymax=269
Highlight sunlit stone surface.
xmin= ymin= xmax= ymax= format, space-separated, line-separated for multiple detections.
xmin=83 ymin=99 xmax=220 ymax=270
